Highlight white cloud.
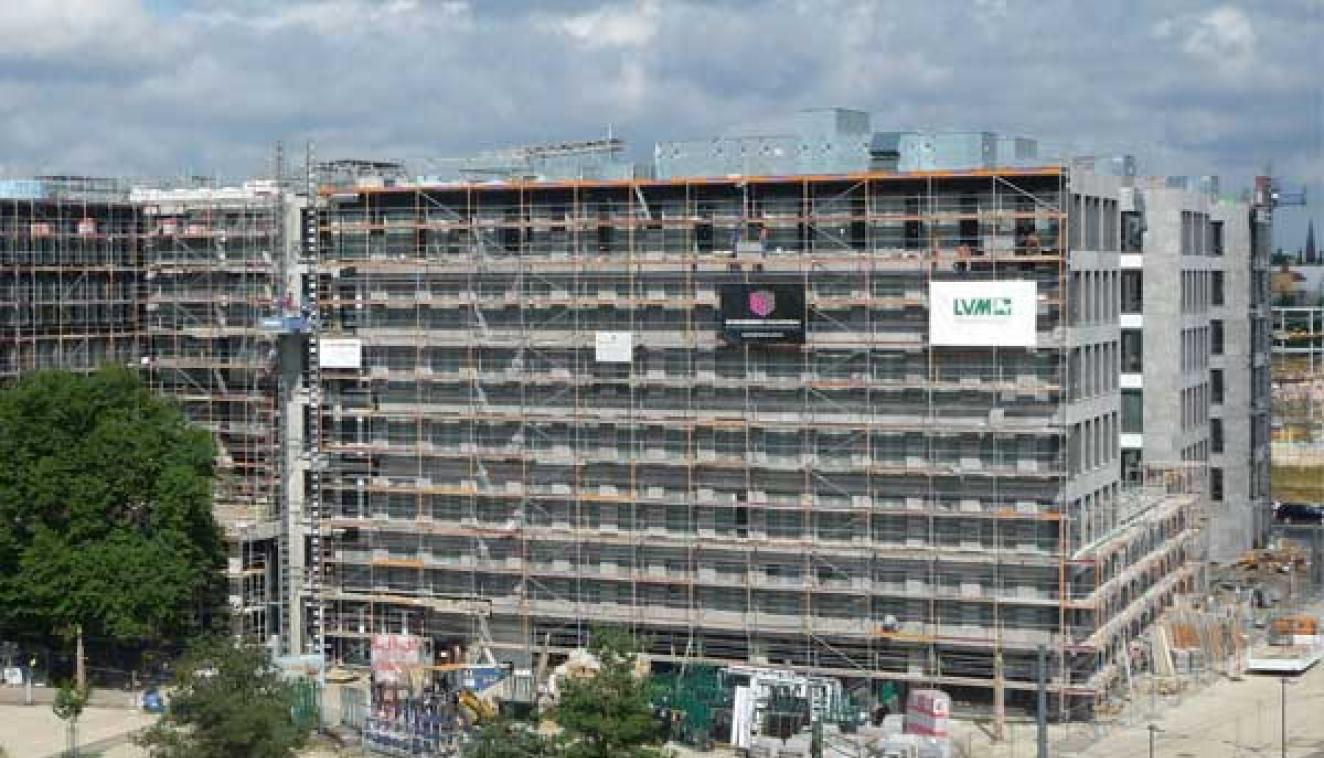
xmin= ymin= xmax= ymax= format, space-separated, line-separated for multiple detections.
xmin=549 ymin=1 xmax=659 ymax=48
xmin=187 ymin=0 xmax=471 ymax=37
xmin=973 ymin=0 xmax=1010 ymax=35
xmin=0 ymin=0 xmax=163 ymax=60
xmin=0 ymin=0 xmax=1314 ymax=252
xmin=1181 ymin=5 xmax=1259 ymax=72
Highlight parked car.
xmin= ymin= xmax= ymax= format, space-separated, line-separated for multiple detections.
xmin=142 ymin=686 xmax=166 ymax=714
xmin=1273 ymin=501 xmax=1324 ymax=524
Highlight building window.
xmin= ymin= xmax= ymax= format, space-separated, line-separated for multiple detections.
xmin=1212 ymin=271 xmax=1224 ymax=306
xmin=1211 ymin=418 xmax=1224 ymax=453
xmin=1122 ymin=330 xmax=1143 ymax=373
xmin=1122 ymin=390 xmax=1143 ymax=434
xmin=1068 ymin=272 xmax=1081 ymax=324
xmin=1121 ymin=270 xmax=1143 ymax=313
xmin=1211 ymin=320 xmax=1224 ymax=355
xmin=1211 ymin=220 xmax=1224 ymax=256
xmin=1069 ymin=424 xmax=1082 ymax=475
xmin=1210 ymin=467 xmax=1224 ymax=501
xmin=1122 ymin=211 xmax=1144 ymax=253
xmin=1212 ymin=369 xmax=1224 ymax=404
xmin=1122 ymin=449 xmax=1142 ymax=483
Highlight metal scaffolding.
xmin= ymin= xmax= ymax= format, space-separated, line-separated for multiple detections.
xmin=1272 ymin=305 xmax=1324 ymax=448
xmin=302 ymin=167 xmax=1204 ymax=715
xmin=140 ymin=184 xmax=286 ymax=641
xmin=0 ymin=182 xmax=140 ymax=379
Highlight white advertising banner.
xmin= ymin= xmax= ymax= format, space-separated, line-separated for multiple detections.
xmin=319 ymin=338 xmax=363 ymax=368
xmin=929 ymin=280 xmax=1038 ymax=347
xmin=595 ymin=331 xmax=633 ymax=363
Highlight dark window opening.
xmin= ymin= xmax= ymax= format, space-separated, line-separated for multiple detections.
xmin=904 ymin=196 xmax=923 ymax=250
xmin=1122 ymin=211 xmax=1144 ymax=253
xmin=1121 ymin=270 xmax=1143 ymax=313
xmin=1122 ymin=330 xmax=1143 ymax=373
xmin=1122 ymin=449 xmax=1143 ymax=483
xmin=1122 ymin=390 xmax=1144 ymax=434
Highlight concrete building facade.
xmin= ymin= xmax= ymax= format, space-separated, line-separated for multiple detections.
xmin=1211 ymin=192 xmax=1273 ymax=556
xmin=1118 ymin=176 xmax=1272 ymax=561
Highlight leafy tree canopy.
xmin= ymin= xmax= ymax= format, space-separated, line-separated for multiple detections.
xmin=552 ymin=626 xmax=667 ymax=758
xmin=52 ymin=682 xmax=87 ymax=723
xmin=463 ymin=718 xmax=560 ymax=758
xmin=0 ymin=368 xmax=225 ymax=647
xmin=137 ymin=638 xmax=311 ymax=758
xmin=465 ymin=627 xmax=669 ymax=758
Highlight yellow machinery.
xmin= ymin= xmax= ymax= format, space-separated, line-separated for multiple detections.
xmin=459 ymin=689 xmax=497 ymax=725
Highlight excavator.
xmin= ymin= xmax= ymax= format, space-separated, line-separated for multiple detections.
xmin=458 ymin=687 xmax=498 ymax=726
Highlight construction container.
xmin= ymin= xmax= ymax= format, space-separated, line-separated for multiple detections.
xmin=904 ymin=689 xmax=950 ymax=738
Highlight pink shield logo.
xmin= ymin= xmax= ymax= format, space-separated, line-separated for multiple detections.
xmin=749 ymin=290 xmax=775 ymax=318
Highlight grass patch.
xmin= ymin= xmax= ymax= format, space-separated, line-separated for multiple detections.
xmin=1273 ymin=465 xmax=1324 ymax=501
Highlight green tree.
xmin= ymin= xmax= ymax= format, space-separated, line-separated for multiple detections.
xmin=137 ymin=638 xmax=311 ymax=758
xmin=0 ymin=368 xmax=226 ymax=653
xmin=553 ymin=627 xmax=667 ymax=758
xmin=52 ymin=682 xmax=88 ymax=757
xmin=463 ymin=718 xmax=560 ymax=758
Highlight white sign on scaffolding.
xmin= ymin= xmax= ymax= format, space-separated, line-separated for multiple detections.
xmin=595 ymin=331 xmax=633 ymax=363
xmin=319 ymin=338 xmax=363 ymax=369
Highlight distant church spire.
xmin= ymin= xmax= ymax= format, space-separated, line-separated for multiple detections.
xmin=1307 ymin=220 xmax=1318 ymax=264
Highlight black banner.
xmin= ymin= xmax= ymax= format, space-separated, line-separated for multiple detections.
xmin=719 ymin=283 xmax=806 ymax=344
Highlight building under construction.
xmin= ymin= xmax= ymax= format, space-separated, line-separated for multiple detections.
xmin=0 ymin=112 xmax=1234 ymax=717
xmin=299 ymin=119 xmax=1205 ymax=715
xmin=135 ymin=182 xmax=291 ymax=642
xmin=1270 ymin=282 xmax=1324 ymax=501
xmin=0 ymin=175 xmax=291 ymax=644
xmin=0 ymin=177 xmax=140 ymax=380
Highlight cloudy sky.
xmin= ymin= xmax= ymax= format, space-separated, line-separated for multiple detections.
xmin=0 ymin=0 xmax=1319 ymax=246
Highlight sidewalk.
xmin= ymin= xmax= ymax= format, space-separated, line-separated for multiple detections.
xmin=0 ymin=685 xmax=143 ymax=708
xmin=0 ymin=704 xmax=155 ymax=758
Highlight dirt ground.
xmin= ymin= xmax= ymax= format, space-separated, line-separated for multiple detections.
xmin=942 ymin=653 xmax=1324 ymax=757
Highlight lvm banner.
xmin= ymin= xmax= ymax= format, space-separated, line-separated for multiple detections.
xmin=929 ymin=280 xmax=1038 ymax=347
